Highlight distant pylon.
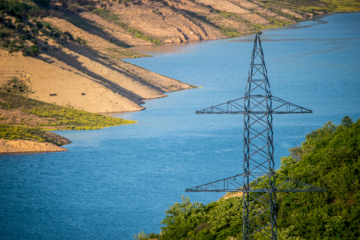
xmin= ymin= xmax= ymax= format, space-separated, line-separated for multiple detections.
xmin=186 ymin=33 xmax=325 ymax=240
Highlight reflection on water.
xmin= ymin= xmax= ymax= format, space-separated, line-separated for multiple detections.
xmin=1 ymin=13 xmax=360 ymax=240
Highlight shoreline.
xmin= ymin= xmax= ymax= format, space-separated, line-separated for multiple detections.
xmin=0 ymin=93 xmax=136 ymax=155
xmin=0 ymin=139 xmax=68 ymax=154
xmin=128 ymin=10 xmax=360 ymax=57
xmin=1 ymin=8 xmax=359 ymax=154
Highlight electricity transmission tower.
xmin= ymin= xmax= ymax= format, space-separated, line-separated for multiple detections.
xmin=186 ymin=33 xmax=325 ymax=240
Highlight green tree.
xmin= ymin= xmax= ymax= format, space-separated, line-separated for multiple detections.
xmin=139 ymin=117 xmax=360 ymax=239
xmin=160 ymin=196 xmax=206 ymax=240
xmin=341 ymin=115 xmax=353 ymax=128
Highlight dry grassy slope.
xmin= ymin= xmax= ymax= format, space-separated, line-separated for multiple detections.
xmin=0 ymin=0 xmax=346 ymax=113
xmin=0 ymin=50 xmax=144 ymax=112
xmin=0 ymin=43 xmax=192 ymax=112
xmin=0 ymin=2 xmax=193 ymax=113
xmin=86 ymin=0 xmax=327 ymax=46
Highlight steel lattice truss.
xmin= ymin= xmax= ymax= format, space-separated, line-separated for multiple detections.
xmin=186 ymin=33 xmax=325 ymax=240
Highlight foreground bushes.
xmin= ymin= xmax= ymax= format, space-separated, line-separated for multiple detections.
xmin=135 ymin=117 xmax=360 ymax=239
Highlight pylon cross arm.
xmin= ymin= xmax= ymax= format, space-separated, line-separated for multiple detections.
xmin=195 ymin=97 xmax=246 ymax=114
xmin=185 ymin=173 xmax=244 ymax=192
xmin=275 ymin=174 xmax=326 ymax=192
xmin=185 ymin=173 xmax=325 ymax=193
xmin=195 ymin=96 xmax=312 ymax=115
xmin=271 ymin=96 xmax=313 ymax=114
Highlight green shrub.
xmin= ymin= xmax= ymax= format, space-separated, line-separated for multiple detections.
xmin=0 ymin=0 xmax=31 ymax=19
xmin=36 ymin=21 xmax=43 ymax=28
xmin=1 ymin=77 xmax=31 ymax=95
xmin=0 ymin=124 xmax=47 ymax=142
xmin=30 ymin=44 xmax=40 ymax=56
xmin=43 ymin=21 xmax=51 ymax=29
xmin=221 ymin=28 xmax=242 ymax=38
xmin=64 ymin=31 xmax=74 ymax=40
xmin=33 ymin=0 xmax=51 ymax=8
xmin=75 ymin=36 xmax=86 ymax=45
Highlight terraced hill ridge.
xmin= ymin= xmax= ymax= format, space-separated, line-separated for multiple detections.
xmin=1 ymin=0 xmax=359 ymax=113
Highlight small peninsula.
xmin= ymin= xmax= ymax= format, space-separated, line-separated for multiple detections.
xmin=0 ymin=92 xmax=135 ymax=153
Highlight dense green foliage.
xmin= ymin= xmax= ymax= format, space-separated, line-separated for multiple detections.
xmin=137 ymin=117 xmax=360 ymax=239
xmin=0 ymin=1 xmax=31 ymax=18
xmin=276 ymin=117 xmax=360 ymax=239
xmin=0 ymin=0 xmax=39 ymax=55
xmin=0 ymin=0 xmax=91 ymax=56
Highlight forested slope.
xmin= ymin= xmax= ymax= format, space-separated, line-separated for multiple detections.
xmin=275 ymin=116 xmax=360 ymax=239
xmin=136 ymin=116 xmax=360 ymax=239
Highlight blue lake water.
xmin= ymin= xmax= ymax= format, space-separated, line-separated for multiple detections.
xmin=1 ymin=13 xmax=360 ymax=239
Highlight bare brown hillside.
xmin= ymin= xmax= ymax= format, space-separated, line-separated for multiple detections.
xmin=0 ymin=0 xmax=355 ymax=113
xmin=0 ymin=0 xmax=195 ymax=113
xmin=72 ymin=0 xmax=328 ymax=46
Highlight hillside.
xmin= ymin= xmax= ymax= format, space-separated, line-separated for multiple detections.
xmin=1 ymin=0 xmax=359 ymax=153
xmin=0 ymin=0 xmax=193 ymax=113
xmin=136 ymin=116 xmax=360 ymax=239
xmin=1 ymin=0 xmax=360 ymax=113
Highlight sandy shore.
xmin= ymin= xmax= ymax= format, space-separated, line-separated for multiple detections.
xmin=0 ymin=139 xmax=67 ymax=154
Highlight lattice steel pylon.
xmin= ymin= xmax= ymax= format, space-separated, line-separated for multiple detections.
xmin=186 ymin=33 xmax=325 ymax=240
